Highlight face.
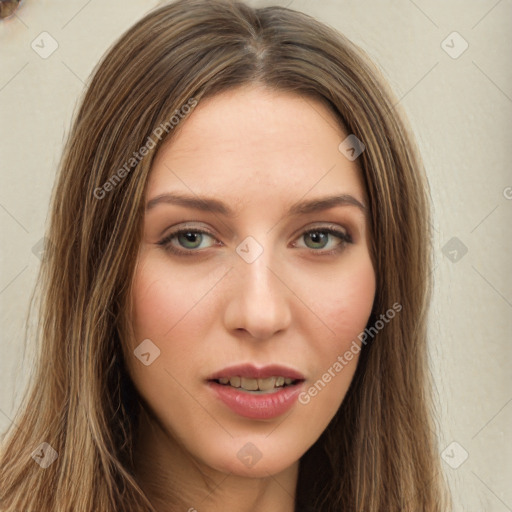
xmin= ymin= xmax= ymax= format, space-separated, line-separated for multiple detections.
xmin=126 ymin=85 xmax=376 ymax=480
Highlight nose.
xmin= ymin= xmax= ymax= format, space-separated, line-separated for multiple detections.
xmin=222 ymin=251 xmax=292 ymax=341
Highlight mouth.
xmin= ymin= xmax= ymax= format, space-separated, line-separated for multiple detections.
xmin=210 ymin=375 xmax=302 ymax=393
xmin=207 ymin=364 xmax=306 ymax=419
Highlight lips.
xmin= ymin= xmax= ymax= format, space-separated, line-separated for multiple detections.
xmin=208 ymin=364 xmax=305 ymax=381
xmin=207 ymin=364 xmax=305 ymax=419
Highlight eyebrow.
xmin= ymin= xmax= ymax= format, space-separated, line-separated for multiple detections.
xmin=146 ymin=192 xmax=366 ymax=216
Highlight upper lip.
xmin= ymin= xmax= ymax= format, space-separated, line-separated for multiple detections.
xmin=207 ymin=364 xmax=305 ymax=381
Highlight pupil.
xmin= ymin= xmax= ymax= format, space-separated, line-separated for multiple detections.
xmin=180 ymin=232 xmax=201 ymax=248
xmin=307 ymin=231 xmax=326 ymax=248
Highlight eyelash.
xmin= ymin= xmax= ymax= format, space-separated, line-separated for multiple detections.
xmin=157 ymin=224 xmax=353 ymax=257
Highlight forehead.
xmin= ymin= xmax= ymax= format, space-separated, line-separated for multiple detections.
xmin=147 ymin=85 xmax=366 ymax=210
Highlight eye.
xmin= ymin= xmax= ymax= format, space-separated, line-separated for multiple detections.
xmin=157 ymin=223 xmax=353 ymax=257
xmin=157 ymin=227 xmax=219 ymax=255
xmin=293 ymin=225 xmax=353 ymax=255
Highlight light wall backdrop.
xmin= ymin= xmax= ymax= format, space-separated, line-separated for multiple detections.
xmin=1 ymin=1 xmax=511 ymax=510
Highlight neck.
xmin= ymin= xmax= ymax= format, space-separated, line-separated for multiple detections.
xmin=133 ymin=407 xmax=298 ymax=512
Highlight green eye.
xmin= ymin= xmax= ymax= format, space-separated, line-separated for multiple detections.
xmin=158 ymin=225 xmax=352 ymax=257
xmin=299 ymin=228 xmax=352 ymax=252
xmin=304 ymin=231 xmax=330 ymax=249
xmin=158 ymin=229 xmax=216 ymax=254
xmin=176 ymin=231 xmax=208 ymax=249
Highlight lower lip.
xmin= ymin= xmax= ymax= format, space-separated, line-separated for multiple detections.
xmin=208 ymin=381 xmax=304 ymax=420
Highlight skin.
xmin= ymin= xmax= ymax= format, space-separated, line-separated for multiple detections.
xmin=126 ymin=85 xmax=376 ymax=512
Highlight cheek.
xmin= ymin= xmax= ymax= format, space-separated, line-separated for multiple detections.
xmin=129 ymin=253 xmax=219 ymax=343
xmin=327 ymin=259 xmax=376 ymax=337
xmin=130 ymin=257 xmax=179 ymax=342
xmin=126 ymin=254 xmax=223 ymax=433
xmin=126 ymin=256 xmax=202 ymax=396
xmin=294 ymin=253 xmax=375 ymax=420
xmin=127 ymin=251 xmax=231 ymax=400
xmin=306 ymin=251 xmax=376 ymax=351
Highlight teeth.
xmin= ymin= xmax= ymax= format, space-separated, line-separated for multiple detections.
xmin=216 ymin=376 xmax=296 ymax=391
xmin=230 ymin=376 xmax=241 ymax=388
xmin=240 ymin=377 xmax=259 ymax=390
xmin=258 ymin=377 xmax=276 ymax=391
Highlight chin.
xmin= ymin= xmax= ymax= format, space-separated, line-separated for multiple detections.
xmin=198 ymin=435 xmax=304 ymax=479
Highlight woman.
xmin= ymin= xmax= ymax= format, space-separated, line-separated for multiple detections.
xmin=0 ymin=0 xmax=450 ymax=510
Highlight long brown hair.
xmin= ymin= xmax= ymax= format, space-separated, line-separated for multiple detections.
xmin=0 ymin=0 xmax=449 ymax=510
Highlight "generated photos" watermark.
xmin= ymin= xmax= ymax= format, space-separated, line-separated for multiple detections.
xmin=299 ymin=302 xmax=402 ymax=405
xmin=93 ymin=97 xmax=198 ymax=200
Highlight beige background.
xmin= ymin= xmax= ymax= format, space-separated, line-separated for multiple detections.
xmin=1 ymin=1 xmax=511 ymax=510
